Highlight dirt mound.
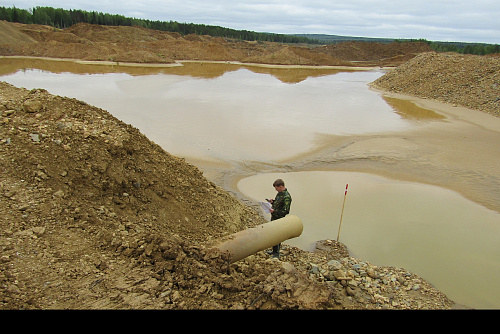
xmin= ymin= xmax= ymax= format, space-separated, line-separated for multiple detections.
xmin=372 ymin=52 xmax=500 ymax=117
xmin=317 ymin=41 xmax=433 ymax=66
xmin=0 ymin=82 xmax=455 ymax=309
xmin=0 ymin=21 xmax=37 ymax=45
xmin=0 ymin=21 xmax=427 ymax=66
xmin=319 ymin=41 xmax=432 ymax=61
xmin=243 ymin=44 xmax=351 ymax=66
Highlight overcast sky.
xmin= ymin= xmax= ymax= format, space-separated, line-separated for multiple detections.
xmin=8 ymin=0 xmax=500 ymax=44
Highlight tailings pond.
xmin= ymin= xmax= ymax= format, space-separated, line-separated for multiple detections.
xmin=0 ymin=59 xmax=418 ymax=162
xmin=1 ymin=57 xmax=499 ymax=309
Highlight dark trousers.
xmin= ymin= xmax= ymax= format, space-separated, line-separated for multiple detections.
xmin=271 ymin=215 xmax=284 ymax=255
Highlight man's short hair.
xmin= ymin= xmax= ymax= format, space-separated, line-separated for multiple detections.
xmin=273 ymin=179 xmax=285 ymax=187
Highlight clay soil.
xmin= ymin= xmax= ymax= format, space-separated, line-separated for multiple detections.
xmin=0 ymin=21 xmax=432 ymax=67
xmin=1 ymin=20 xmax=497 ymax=310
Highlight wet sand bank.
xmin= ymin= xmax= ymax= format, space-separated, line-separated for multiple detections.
xmin=226 ymin=88 xmax=500 ymax=309
xmin=196 ymin=88 xmax=500 ymax=215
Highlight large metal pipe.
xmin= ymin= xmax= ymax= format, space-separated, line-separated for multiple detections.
xmin=216 ymin=215 xmax=303 ymax=263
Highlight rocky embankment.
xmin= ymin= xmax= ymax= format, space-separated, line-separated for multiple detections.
xmin=372 ymin=52 xmax=500 ymax=117
xmin=0 ymin=81 xmax=456 ymax=309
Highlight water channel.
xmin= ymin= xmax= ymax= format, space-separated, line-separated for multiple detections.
xmin=1 ymin=57 xmax=499 ymax=309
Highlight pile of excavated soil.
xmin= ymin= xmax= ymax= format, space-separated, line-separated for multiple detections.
xmin=0 ymin=21 xmax=430 ymax=66
xmin=372 ymin=52 xmax=500 ymax=117
xmin=317 ymin=40 xmax=433 ymax=66
xmin=0 ymin=21 xmax=38 ymax=45
xmin=0 ymin=82 xmax=455 ymax=309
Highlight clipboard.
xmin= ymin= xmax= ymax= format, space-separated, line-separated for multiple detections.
xmin=259 ymin=201 xmax=272 ymax=213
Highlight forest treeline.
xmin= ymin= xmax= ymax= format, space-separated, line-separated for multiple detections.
xmin=1 ymin=5 xmax=499 ymax=55
xmin=0 ymin=5 xmax=319 ymax=44
xmin=426 ymin=40 xmax=499 ymax=56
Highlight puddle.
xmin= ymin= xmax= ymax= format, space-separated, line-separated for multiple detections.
xmin=237 ymin=171 xmax=500 ymax=309
xmin=382 ymin=95 xmax=446 ymax=121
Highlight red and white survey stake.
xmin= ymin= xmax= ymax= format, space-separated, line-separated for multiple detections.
xmin=336 ymin=184 xmax=348 ymax=242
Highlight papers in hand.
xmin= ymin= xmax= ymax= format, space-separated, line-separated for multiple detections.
xmin=259 ymin=201 xmax=272 ymax=213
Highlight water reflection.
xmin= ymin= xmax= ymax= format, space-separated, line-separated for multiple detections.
xmin=0 ymin=57 xmax=351 ymax=82
xmin=382 ymin=95 xmax=446 ymax=121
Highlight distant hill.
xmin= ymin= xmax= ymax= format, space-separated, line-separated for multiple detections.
xmin=291 ymin=34 xmax=397 ymax=44
xmin=292 ymin=34 xmax=500 ymax=55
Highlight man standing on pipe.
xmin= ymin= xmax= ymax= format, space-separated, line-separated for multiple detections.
xmin=266 ymin=179 xmax=292 ymax=259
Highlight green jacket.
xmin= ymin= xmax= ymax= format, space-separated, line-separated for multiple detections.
xmin=271 ymin=188 xmax=292 ymax=221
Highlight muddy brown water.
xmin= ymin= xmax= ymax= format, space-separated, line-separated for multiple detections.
xmin=0 ymin=58 xmax=418 ymax=162
xmin=1 ymin=57 xmax=499 ymax=309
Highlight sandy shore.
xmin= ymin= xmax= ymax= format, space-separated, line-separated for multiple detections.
xmin=0 ymin=55 xmax=376 ymax=70
xmin=199 ymin=87 xmax=500 ymax=214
